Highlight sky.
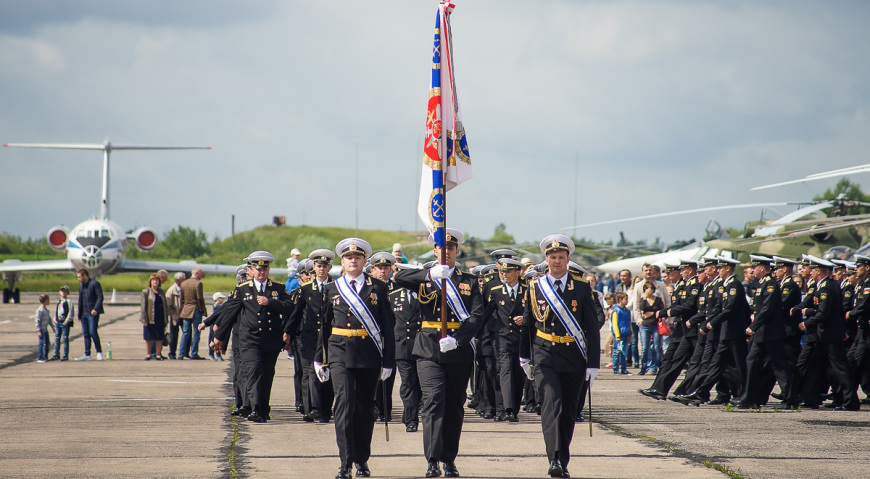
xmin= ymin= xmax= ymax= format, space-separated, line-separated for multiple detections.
xmin=2 ymin=0 xmax=870 ymax=248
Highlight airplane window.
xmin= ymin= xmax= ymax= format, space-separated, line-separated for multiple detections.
xmin=101 ymin=229 xmax=109 ymax=238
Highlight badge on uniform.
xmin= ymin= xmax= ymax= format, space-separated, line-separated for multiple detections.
xmin=719 ymin=287 xmax=725 ymax=293
xmin=820 ymin=293 xmax=827 ymax=300
xmin=499 ymin=300 xmax=505 ymax=305
xmin=271 ymin=291 xmax=278 ymax=298
xmin=729 ymin=288 xmax=736 ymax=296
xmin=571 ymin=299 xmax=578 ymax=312
xmin=370 ymin=292 xmax=378 ymax=305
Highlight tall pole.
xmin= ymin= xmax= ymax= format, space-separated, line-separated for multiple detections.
xmin=101 ymin=147 xmax=111 ymax=220
xmin=355 ymin=142 xmax=360 ymax=236
xmin=573 ymin=150 xmax=578 ymax=239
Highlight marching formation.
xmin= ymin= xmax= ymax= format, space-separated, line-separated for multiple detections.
xmin=206 ymin=231 xmax=599 ymax=479
xmin=639 ymin=254 xmax=869 ymax=411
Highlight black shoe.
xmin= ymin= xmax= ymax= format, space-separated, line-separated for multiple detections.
xmin=303 ymin=410 xmax=321 ymax=422
xmin=483 ymin=412 xmax=494 ymax=420
xmin=834 ymin=405 xmax=860 ymax=411
xmin=356 ymin=462 xmax=371 ymax=477
xmin=799 ymin=402 xmax=820 ymax=409
xmin=406 ymin=423 xmax=418 ymax=432
xmin=425 ymin=460 xmax=442 ymax=478
xmin=319 ymin=416 xmax=330 ymax=423
xmin=247 ymin=411 xmax=267 ymax=423
xmin=638 ymin=370 xmax=646 ymax=376
xmin=673 ymin=394 xmax=702 ymax=407
xmin=230 ymin=407 xmax=245 ymax=416
xmin=144 ymin=356 xmax=152 ymax=361
xmin=575 ymin=415 xmax=584 ymax=423
xmin=49 ymin=356 xmax=60 ymax=361
xmin=507 ymin=413 xmax=519 ymax=422
xmin=736 ymin=401 xmax=759 ymax=410
xmin=443 ymin=462 xmax=459 ymax=477
xmin=548 ymin=458 xmax=563 ymax=478
xmin=639 ymin=388 xmax=666 ymax=400
xmin=335 ymin=466 xmax=351 ymax=479
xmin=295 ymin=405 xmax=303 ymax=413
xmin=824 ymin=402 xmax=843 ymax=409
xmin=523 ymin=404 xmax=535 ymax=413
xmin=157 ymin=355 xmax=167 ymax=360
xmin=770 ymin=392 xmax=784 ymax=401
xmin=561 ymin=469 xmax=570 ymax=478
xmin=861 ymin=397 xmax=870 ymax=405
xmin=237 ymin=407 xmax=252 ymax=417
xmin=60 ymin=357 xmax=68 ymax=361
xmin=168 ymin=354 xmax=176 ymax=360
xmin=494 ymin=411 xmax=506 ymax=422
xmin=708 ymin=396 xmax=731 ymax=406
xmin=190 ymin=355 xmax=206 ymax=360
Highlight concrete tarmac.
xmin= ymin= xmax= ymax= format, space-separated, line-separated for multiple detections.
xmin=5 ymin=292 xmax=866 ymax=478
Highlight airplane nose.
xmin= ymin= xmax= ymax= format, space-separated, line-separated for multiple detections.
xmin=82 ymin=245 xmax=103 ymax=268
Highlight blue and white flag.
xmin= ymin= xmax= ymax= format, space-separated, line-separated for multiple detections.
xmin=418 ymin=1 xmax=472 ymax=248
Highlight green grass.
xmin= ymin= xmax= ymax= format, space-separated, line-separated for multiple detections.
xmin=702 ymin=460 xmax=746 ymax=479
xmin=11 ymin=272 xmax=244 ymax=293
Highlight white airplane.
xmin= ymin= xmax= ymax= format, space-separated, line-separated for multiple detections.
xmin=0 ymin=141 xmax=287 ymax=303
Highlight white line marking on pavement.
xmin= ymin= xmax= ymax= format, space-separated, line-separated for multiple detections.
xmin=85 ymin=397 xmax=233 ymax=402
xmin=107 ymin=379 xmax=230 ymax=384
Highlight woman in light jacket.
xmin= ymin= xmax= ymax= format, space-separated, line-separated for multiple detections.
xmin=141 ymin=273 xmax=167 ymax=360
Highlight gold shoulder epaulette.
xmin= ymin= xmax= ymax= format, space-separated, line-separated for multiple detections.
xmin=239 ymin=280 xmax=253 ymax=287
xmin=301 ymin=280 xmax=314 ymax=287
xmin=571 ymin=274 xmax=586 ymax=282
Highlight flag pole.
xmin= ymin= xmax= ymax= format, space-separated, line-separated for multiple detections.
xmin=439 ymin=1 xmax=449 ymax=337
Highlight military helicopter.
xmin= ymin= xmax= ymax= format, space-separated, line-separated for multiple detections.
xmin=565 ymin=195 xmax=870 ymax=276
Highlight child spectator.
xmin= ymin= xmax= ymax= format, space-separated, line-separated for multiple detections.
xmin=603 ymin=293 xmax=615 ymax=365
xmin=51 ymin=286 xmax=75 ymax=361
xmin=35 ymin=294 xmax=55 ymax=363
xmin=208 ymin=292 xmax=227 ymax=361
xmin=610 ymin=292 xmax=632 ymax=375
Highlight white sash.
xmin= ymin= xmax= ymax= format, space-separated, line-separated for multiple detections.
xmin=434 ymin=276 xmax=471 ymax=322
xmin=537 ymin=276 xmax=587 ymax=360
xmin=336 ymin=276 xmax=383 ymax=357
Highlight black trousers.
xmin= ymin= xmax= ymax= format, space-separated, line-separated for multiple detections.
xmin=167 ymin=318 xmax=180 ymax=357
xmin=232 ymin=332 xmax=249 ymax=408
xmin=375 ymin=367 xmax=396 ymax=420
xmin=301 ymin=354 xmax=334 ymax=417
xmin=396 ymin=358 xmax=421 ymax=427
xmin=676 ymin=333 xmax=707 ymax=395
xmin=330 ymin=363 xmax=379 ymax=468
xmin=291 ymin=336 xmax=304 ymax=409
xmin=417 ymin=359 xmax=473 ymax=463
xmin=791 ymin=339 xmax=826 ymax=406
xmin=693 ymin=338 xmax=746 ymax=400
xmin=536 ymin=363 xmax=583 ymax=468
xmin=820 ymin=341 xmax=859 ymax=409
xmin=652 ymin=335 xmax=696 ymax=395
xmin=478 ymin=352 xmax=503 ymax=414
xmin=523 ymin=377 xmax=537 ymax=407
xmin=742 ymin=338 xmax=793 ymax=404
xmin=240 ymin=346 xmax=280 ymax=415
xmin=848 ymin=331 xmax=870 ymax=396
xmin=496 ymin=346 xmax=524 ymax=413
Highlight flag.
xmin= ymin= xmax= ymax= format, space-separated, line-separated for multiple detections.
xmin=418 ymin=1 xmax=472 ymax=247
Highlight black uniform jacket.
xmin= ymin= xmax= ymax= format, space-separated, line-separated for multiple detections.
xmin=284 ymin=278 xmax=333 ymax=354
xmin=315 ymin=274 xmax=395 ymax=370
xmin=847 ymin=275 xmax=870 ymax=334
xmin=691 ymin=276 xmax=723 ymax=340
xmin=780 ymin=276 xmax=803 ymax=338
xmin=666 ymin=276 xmax=702 ymax=338
xmin=707 ymin=275 xmax=751 ymax=342
xmin=484 ymin=281 xmax=526 ymax=349
xmin=520 ymin=274 xmax=601 ymax=372
xmin=215 ymin=279 xmax=294 ymax=352
xmin=749 ymin=275 xmax=785 ymax=342
xmin=389 ymin=282 xmax=422 ymax=361
xmin=804 ymin=276 xmax=846 ymax=344
xmin=668 ymin=279 xmax=686 ymax=341
xmin=393 ymin=267 xmax=486 ymax=364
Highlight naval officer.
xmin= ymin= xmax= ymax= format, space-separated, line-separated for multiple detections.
xmin=520 ymin=235 xmax=600 ymax=479
xmin=393 ymin=228 xmax=486 ymax=478
xmin=313 ymin=239 xmax=395 ymax=479
xmin=214 ymin=251 xmax=293 ymax=422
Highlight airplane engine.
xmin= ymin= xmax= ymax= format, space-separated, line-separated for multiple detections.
xmin=46 ymin=226 xmax=70 ymax=251
xmin=130 ymin=227 xmax=158 ymax=252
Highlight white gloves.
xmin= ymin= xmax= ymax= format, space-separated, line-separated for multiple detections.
xmin=314 ymin=361 xmax=330 ymax=383
xmin=439 ymin=335 xmax=458 ymax=352
xmin=519 ymin=357 xmax=533 ymax=380
xmin=586 ymin=368 xmax=599 ymax=385
xmin=380 ymin=367 xmax=393 ymax=381
xmin=429 ymin=264 xmax=451 ymax=280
